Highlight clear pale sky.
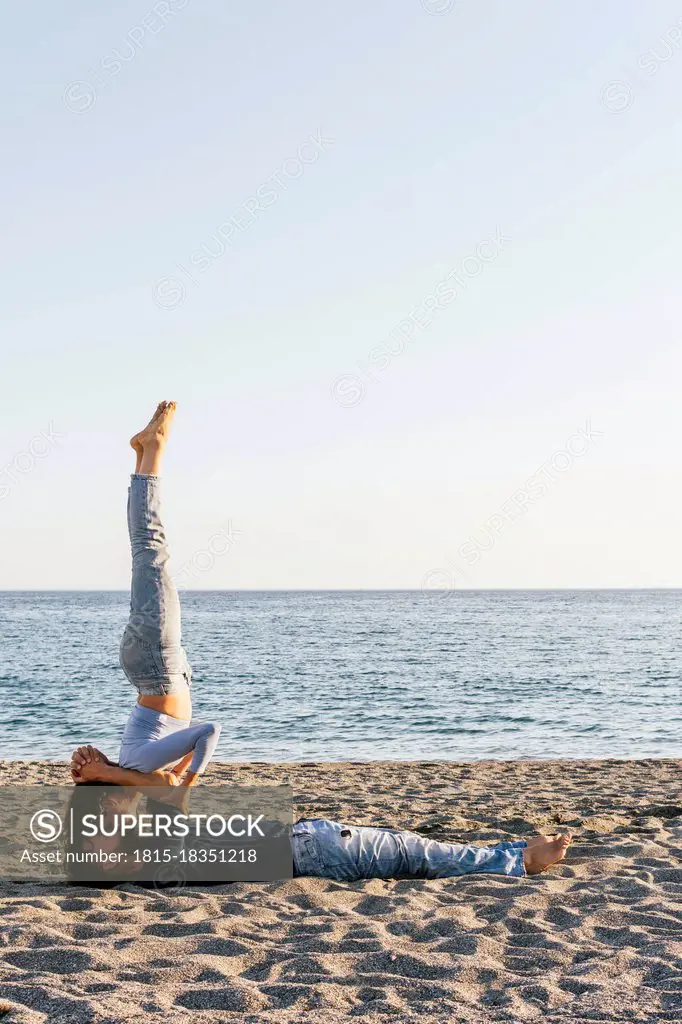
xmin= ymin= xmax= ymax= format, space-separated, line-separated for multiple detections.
xmin=1 ymin=0 xmax=681 ymax=589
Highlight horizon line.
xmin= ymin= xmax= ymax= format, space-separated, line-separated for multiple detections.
xmin=1 ymin=587 xmax=681 ymax=594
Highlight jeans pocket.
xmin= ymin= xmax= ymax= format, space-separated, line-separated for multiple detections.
xmin=292 ymin=832 xmax=325 ymax=877
xmin=152 ymin=643 xmax=189 ymax=678
xmin=120 ymin=631 xmax=158 ymax=682
xmin=313 ymin=827 xmax=359 ymax=882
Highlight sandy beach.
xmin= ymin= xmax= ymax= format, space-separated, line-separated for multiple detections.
xmin=1 ymin=758 xmax=681 ymax=1023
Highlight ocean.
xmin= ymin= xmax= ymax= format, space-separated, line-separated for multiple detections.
xmin=0 ymin=590 xmax=680 ymax=764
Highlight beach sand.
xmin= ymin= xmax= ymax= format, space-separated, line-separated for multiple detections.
xmin=1 ymin=758 xmax=681 ymax=1023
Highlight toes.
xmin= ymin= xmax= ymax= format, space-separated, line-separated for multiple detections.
xmin=551 ymin=836 xmax=571 ymax=861
xmin=150 ymin=401 xmax=168 ymax=424
xmin=159 ymin=401 xmax=177 ymax=423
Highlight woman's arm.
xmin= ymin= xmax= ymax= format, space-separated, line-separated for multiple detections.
xmin=72 ymin=756 xmax=179 ymax=788
xmin=71 ymin=748 xmax=199 ymax=794
xmin=72 ymin=757 xmax=193 ymax=812
xmin=101 ymin=763 xmax=180 ymax=787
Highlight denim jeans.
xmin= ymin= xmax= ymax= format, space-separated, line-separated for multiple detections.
xmin=291 ymin=819 xmax=526 ymax=880
xmin=119 ymin=475 xmax=193 ymax=696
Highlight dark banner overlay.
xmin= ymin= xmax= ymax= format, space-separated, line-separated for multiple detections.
xmin=0 ymin=786 xmax=293 ymax=885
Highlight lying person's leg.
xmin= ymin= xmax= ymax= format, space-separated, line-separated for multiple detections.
xmin=291 ymin=820 xmax=571 ymax=880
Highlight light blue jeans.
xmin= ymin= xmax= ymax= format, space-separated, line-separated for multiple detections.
xmin=291 ymin=819 xmax=526 ymax=880
xmin=119 ymin=475 xmax=193 ymax=696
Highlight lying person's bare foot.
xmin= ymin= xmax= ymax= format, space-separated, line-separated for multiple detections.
xmin=525 ymin=834 xmax=561 ymax=849
xmin=523 ymin=833 xmax=571 ymax=874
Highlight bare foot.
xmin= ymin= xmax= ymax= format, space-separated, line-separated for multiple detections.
xmin=525 ymin=834 xmax=561 ymax=848
xmin=130 ymin=401 xmax=167 ymax=457
xmin=523 ymin=834 xmax=571 ymax=875
xmin=131 ymin=401 xmax=176 ymax=452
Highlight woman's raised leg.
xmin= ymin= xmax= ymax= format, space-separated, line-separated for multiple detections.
xmin=120 ymin=402 xmax=193 ymax=711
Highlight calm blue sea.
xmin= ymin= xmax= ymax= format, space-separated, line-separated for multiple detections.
xmin=0 ymin=590 xmax=680 ymax=763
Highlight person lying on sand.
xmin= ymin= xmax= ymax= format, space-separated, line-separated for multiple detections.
xmin=69 ymin=761 xmax=570 ymax=882
xmin=69 ymin=401 xmax=571 ymax=884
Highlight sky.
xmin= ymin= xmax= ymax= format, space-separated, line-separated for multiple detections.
xmin=1 ymin=0 xmax=682 ymax=589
